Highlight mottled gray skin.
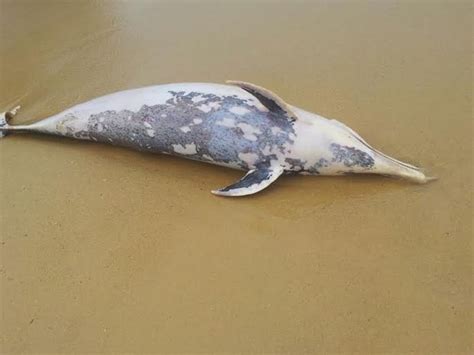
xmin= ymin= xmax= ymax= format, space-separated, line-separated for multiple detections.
xmin=58 ymin=90 xmax=374 ymax=174
xmin=65 ymin=90 xmax=296 ymax=170
xmin=329 ymin=144 xmax=374 ymax=169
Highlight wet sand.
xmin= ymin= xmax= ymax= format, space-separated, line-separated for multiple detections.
xmin=0 ymin=1 xmax=472 ymax=353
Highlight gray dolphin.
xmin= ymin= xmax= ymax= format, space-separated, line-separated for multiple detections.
xmin=0 ymin=81 xmax=434 ymax=196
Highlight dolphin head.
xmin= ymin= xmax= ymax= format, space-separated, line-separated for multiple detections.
xmin=288 ymin=105 xmax=432 ymax=182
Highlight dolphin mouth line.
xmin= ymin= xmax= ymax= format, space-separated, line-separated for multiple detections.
xmin=328 ymin=118 xmax=437 ymax=183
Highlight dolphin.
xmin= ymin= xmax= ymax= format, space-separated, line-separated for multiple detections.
xmin=0 ymin=81 xmax=434 ymax=196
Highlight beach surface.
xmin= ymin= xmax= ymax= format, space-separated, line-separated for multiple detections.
xmin=0 ymin=1 xmax=472 ymax=353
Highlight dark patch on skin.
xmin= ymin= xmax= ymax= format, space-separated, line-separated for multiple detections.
xmin=219 ymin=166 xmax=274 ymax=192
xmin=315 ymin=158 xmax=330 ymax=169
xmin=68 ymin=90 xmax=297 ymax=170
xmin=283 ymin=157 xmax=330 ymax=175
xmin=302 ymin=158 xmax=331 ymax=174
xmin=285 ymin=157 xmax=306 ymax=172
xmin=330 ymin=143 xmax=374 ymax=169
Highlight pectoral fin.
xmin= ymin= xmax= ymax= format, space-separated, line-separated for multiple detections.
xmin=212 ymin=166 xmax=284 ymax=197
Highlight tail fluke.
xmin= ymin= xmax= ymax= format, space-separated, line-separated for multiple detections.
xmin=0 ymin=105 xmax=21 ymax=138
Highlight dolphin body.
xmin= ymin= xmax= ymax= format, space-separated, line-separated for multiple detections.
xmin=0 ymin=81 xmax=433 ymax=196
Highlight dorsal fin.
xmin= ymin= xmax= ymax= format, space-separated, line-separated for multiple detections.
xmin=226 ymin=80 xmax=298 ymax=121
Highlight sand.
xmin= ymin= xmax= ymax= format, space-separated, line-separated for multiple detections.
xmin=0 ymin=1 xmax=472 ymax=353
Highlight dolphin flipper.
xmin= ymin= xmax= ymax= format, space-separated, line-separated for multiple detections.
xmin=212 ymin=165 xmax=284 ymax=197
